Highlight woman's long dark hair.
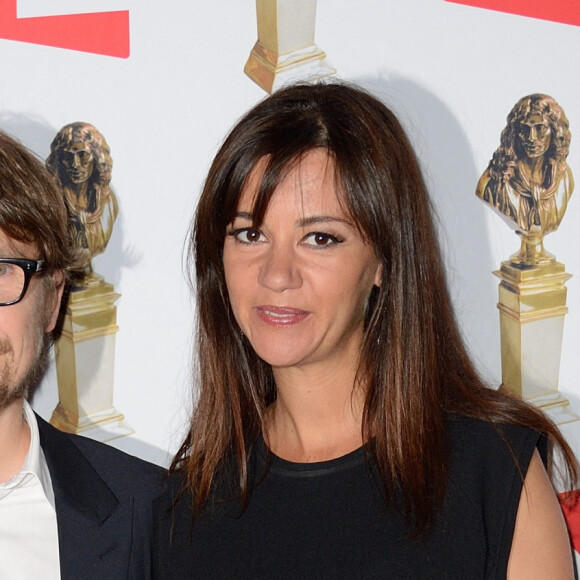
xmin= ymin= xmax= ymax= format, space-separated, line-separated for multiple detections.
xmin=173 ymin=81 xmax=577 ymax=535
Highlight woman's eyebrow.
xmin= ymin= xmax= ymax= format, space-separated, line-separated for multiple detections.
xmin=297 ymin=216 xmax=352 ymax=227
xmin=231 ymin=213 xmax=352 ymax=227
xmin=232 ymin=211 xmax=254 ymax=221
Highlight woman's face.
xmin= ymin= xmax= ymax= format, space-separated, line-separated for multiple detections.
xmin=223 ymin=149 xmax=381 ymax=373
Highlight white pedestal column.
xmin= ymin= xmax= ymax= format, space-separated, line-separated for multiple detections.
xmin=50 ymin=275 xmax=133 ymax=442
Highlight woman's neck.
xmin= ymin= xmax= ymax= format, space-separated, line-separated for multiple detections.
xmin=265 ymin=362 xmax=365 ymax=463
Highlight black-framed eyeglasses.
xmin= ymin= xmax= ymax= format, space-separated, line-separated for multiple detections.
xmin=0 ymin=258 xmax=45 ymax=306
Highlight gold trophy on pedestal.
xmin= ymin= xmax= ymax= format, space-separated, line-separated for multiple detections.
xmin=477 ymin=94 xmax=577 ymax=424
xmin=46 ymin=122 xmax=133 ymax=441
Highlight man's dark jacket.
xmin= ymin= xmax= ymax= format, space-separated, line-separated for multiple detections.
xmin=37 ymin=414 xmax=163 ymax=580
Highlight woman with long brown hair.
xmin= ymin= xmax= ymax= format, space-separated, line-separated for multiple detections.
xmin=155 ymin=82 xmax=577 ymax=579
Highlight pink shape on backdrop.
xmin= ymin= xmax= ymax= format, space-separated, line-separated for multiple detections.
xmin=0 ymin=0 xmax=129 ymax=57
xmin=444 ymin=0 xmax=580 ymax=27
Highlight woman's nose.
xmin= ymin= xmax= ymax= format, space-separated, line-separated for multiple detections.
xmin=258 ymin=244 xmax=302 ymax=292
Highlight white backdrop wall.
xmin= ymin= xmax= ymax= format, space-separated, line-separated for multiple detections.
xmin=2 ymin=1 xmax=579 ymax=471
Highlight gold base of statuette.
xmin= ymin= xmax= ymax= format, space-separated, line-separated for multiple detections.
xmin=50 ymin=273 xmax=133 ymax=442
xmin=495 ymin=259 xmax=578 ymax=424
xmin=244 ymin=40 xmax=335 ymax=93
xmin=244 ymin=0 xmax=335 ymax=93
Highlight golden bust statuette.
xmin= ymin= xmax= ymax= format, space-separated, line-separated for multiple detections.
xmin=477 ymin=94 xmax=573 ymax=265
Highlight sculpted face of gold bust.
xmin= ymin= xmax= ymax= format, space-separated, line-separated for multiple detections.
xmin=46 ymin=122 xmax=119 ymax=272
xmin=476 ymin=94 xmax=573 ymax=243
xmin=517 ymin=113 xmax=551 ymax=160
xmin=61 ymin=140 xmax=94 ymax=186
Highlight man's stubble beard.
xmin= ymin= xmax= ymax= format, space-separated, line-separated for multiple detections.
xmin=0 ymin=333 xmax=50 ymax=412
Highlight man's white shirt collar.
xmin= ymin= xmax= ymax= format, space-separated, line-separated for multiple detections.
xmin=0 ymin=400 xmax=61 ymax=579
xmin=0 ymin=400 xmax=55 ymax=507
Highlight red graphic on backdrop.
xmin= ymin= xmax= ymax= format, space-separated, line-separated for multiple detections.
xmin=0 ymin=0 xmax=129 ymax=57
xmin=560 ymin=490 xmax=580 ymax=554
xmin=444 ymin=0 xmax=580 ymax=27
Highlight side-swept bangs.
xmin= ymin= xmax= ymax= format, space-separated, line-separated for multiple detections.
xmin=195 ymin=82 xmax=430 ymax=272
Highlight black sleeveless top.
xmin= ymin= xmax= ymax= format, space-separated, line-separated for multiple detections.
xmin=154 ymin=416 xmax=545 ymax=579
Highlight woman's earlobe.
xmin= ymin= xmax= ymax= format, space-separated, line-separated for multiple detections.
xmin=374 ymin=263 xmax=382 ymax=287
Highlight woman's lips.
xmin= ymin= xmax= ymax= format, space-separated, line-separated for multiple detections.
xmin=255 ymin=305 xmax=310 ymax=326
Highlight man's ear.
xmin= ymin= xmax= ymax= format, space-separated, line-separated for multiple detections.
xmin=45 ymin=270 xmax=65 ymax=333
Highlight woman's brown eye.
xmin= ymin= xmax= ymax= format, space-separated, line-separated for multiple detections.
xmin=231 ymin=228 xmax=265 ymax=244
xmin=304 ymin=232 xmax=341 ymax=247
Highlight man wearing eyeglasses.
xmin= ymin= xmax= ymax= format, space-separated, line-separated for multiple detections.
xmin=0 ymin=130 xmax=162 ymax=579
